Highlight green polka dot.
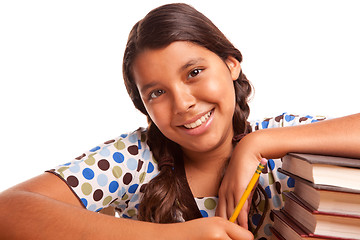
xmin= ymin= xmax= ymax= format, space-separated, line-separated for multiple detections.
xmin=59 ymin=172 xmax=64 ymax=178
xmin=85 ymin=153 xmax=96 ymax=166
xmin=103 ymin=196 xmax=112 ymax=206
xmin=114 ymin=139 xmax=125 ymax=150
xmin=81 ymin=183 xmax=92 ymax=195
xmin=204 ymin=198 xmax=216 ymax=210
xmin=258 ymin=200 xmax=266 ymax=212
xmin=139 ymin=172 xmax=146 ymax=183
xmin=268 ymin=172 xmax=275 ymax=185
xmin=112 ymin=166 xmax=122 ymax=178
xmin=57 ymin=166 xmax=69 ymax=173
xmin=122 ymin=193 xmax=128 ymax=201
xmin=127 ymin=209 xmax=136 ymax=217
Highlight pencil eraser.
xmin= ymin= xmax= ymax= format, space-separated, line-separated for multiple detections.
xmin=260 ymin=158 xmax=268 ymax=166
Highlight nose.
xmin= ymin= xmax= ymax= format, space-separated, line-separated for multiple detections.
xmin=172 ymin=84 xmax=196 ymax=115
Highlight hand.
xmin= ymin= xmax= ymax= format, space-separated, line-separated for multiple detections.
xmin=216 ymin=134 xmax=262 ymax=228
xmin=178 ymin=217 xmax=254 ymax=240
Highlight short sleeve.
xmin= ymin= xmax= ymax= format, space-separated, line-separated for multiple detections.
xmin=250 ymin=112 xmax=327 ymax=131
xmin=47 ymin=128 xmax=159 ymax=214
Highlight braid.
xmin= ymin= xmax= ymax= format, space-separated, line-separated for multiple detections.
xmin=138 ymin=122 xmax=192 ymax=222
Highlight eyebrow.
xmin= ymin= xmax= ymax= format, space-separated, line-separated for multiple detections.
xmin=179 ymin=57 xmax=206 ymax=74
xmin=139 ymin=57 xmax=206 ymax=94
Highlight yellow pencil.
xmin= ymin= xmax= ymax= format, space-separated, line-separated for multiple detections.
xmin=229 ymin=158 xmax=268 ymax=223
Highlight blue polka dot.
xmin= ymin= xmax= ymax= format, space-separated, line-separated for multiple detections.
xmin=90 ymin=146 xmax=100 ymax=152
xmin=130 ymin=194 xmax=139 ymax=202
xmin=82 ymin=168 xmax=94 ymax=180
xmin=128 ymin=184 xmax=139 ymax=194
xmin=62 ymin=162 xmax=71 ymax=166
xmin=129 ymin=134 xmax=138 ymax=143
xmin=285 ymin=115 xmax=295 ymax=122
xmin=311 ymin=119 xmax=319 ymax=123
xmin=287 ymin=177 xmax=295 ymax=188
xmin=305 ymin=115 xmax=313 ymax=119
xmin=88 ymin=204 xmax=97 ymax=211
xmin=127 ymin=158 xmax=137 ymax=170
xmin=268 ymin=159 xmax=275 ymax=170
xmin=142 ymin=149 xmax=150 ymax=160
xmin=109 ymin=181 xmax=119 ymax=193
xmin=265 ymin=186 xmax=272 ymax=198
xmin=95 ymin=207 xmax=103 ymax=212
xmin=99 ymin=147 xmax=110 ymax=157
xmin=147 ymin=162 xmax=154 ymax=173
xmin=138 ymin=140 xmax=142 ymax=150
xmin=69 ymin=164 xmax=80 ymax=173
xmin=135 ymin=203 xmax=140 ymax=209
xmin=252 ymin=214 xmax=262 ymax=226
xmin=272 ymin=195 xmax=281 ymax=208
xmin=264 ymin=224 xmax=272 ymax=236
xmin=259 ymin=175 xmax=265 ymax=187
xmin=122 ymin=214 xmax=132 ymax=218
xmin=113 ymin=152 xmax=124 ymax=163
xmin=97 ymin=174 xmax=108 ymax=187
xmin=200 ymin=210 xmax=208 ymax=217
xmin=262 ymin=121 xmax=269 ymax=129
xmin=120 ymin=134 xmax=128 ymax=138
xmin=81 ymin=198 xmax=88 ymax=207
xmin=118 ymin=187 xmax=126 ymax=197
xmin=276 ymin=169 xmax=287 ymax=180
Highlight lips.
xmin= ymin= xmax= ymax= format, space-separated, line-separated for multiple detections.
xmin=183 ymin=110 xmax=212 ymax=129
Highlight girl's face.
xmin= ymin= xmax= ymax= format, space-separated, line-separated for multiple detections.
xmin=133 ymin=41 xmax=241 ymax=155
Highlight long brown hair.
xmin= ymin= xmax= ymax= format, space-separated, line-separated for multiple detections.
xmin=123 ymin=3 xmax=253 ymax=223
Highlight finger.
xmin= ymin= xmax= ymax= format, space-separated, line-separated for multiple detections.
xmin=226 ymin=221 xmax=254 ymax=240
xmin=226 ymin=193 xmax=236 ymax=220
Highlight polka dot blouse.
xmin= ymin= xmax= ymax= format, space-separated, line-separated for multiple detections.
xmin=48 ymin=113 xmax=326 ymax=240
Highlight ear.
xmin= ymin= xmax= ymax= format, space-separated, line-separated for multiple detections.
xmin=225 ymin=56 xmax=241 ymax=81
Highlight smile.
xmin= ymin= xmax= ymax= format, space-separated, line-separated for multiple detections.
xmin=183 ymin=110 xmax=212 ymax=129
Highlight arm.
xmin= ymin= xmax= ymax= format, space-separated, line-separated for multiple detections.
xmin=0 ymin=173 xmax=253 ymax=240
xmin=217 ymin=113 xmax=360 ymax=227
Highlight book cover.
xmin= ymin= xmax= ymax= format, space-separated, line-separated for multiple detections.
xmin=281 ymin=153 xmax=360 ymax=190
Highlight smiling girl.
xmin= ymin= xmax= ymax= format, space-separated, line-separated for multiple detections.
xmin=0 ymin=3 xmax=359 ymax=240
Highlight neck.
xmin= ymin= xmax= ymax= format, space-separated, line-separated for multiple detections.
xmin=181 ymin=132 xmax=234 ymax=197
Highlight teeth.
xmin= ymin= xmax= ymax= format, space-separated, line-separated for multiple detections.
xmin=184 ymin=110 xmax=212 ymax=129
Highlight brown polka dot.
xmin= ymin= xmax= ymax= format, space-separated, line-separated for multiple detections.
xmin=75 ymin=153 xmax=86 ymax=160
xmin=93 ymin=189 xmax=104 ymax=201
xmin=98 ymin=159 xmax=110 ymax=171
xmin=137 ymin=160 xmax=144 ymax=172
xmin=123 ymin=173 xmax=133 ymax=185
xmin=275 ymin=181 xmax=282 ymax=194
xmin=67 ymin=176 xmax=79 ymax=187
xmin=275 ymin=115 xmax=283 ymax=122
xmin=299 ymin=117 xmax=308 ymax=122
xmin=104 ymin=139 xmax=115 ymax=144
xmin=127 ymin=145 xmax=138 ymax=155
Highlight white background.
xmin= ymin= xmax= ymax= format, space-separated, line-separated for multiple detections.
xmin=1 ymin=0 xmax=359 ymax=191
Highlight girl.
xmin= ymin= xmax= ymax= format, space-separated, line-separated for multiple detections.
xmin=0 ymin=3 xmax=359 ymax=240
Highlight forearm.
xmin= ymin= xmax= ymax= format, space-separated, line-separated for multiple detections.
xmin=0 ymin=189 xmax=162 ymax=240
xmin=243 ymin=113 xmax=360 ymax=160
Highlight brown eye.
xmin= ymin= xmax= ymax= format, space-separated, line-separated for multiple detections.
xmin=149 ymin=89 xmax=165 ymax=99
xmin=188 ymin=69 xmax=202 ymax=78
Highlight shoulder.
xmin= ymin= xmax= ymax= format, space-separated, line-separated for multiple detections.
xmin=249 ymin=112 xmax=327 ymax=131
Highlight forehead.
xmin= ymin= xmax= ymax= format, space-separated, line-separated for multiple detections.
xmin=132 ymin=41 xmax=221 ymax=84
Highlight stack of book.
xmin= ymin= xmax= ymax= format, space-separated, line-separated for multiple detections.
xmin=271 ymin=153 xmax=360 ymax=240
